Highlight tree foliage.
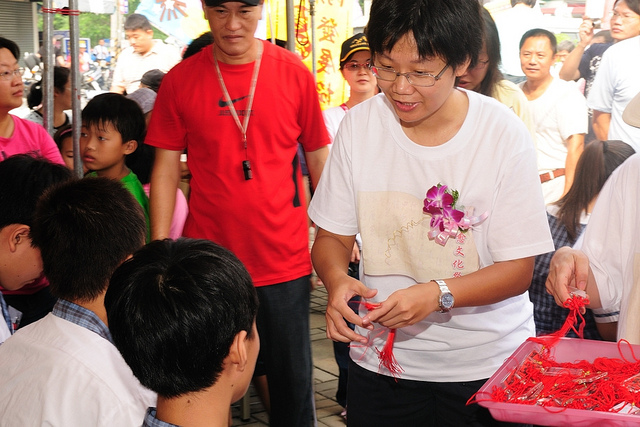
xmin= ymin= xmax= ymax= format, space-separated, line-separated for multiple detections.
xmin=37 ymin=0 xmax=168 ymax=48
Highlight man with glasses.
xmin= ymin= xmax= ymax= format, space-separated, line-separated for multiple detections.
xmin=587 ymin=0 xmax=640 ymax=149
xmin=309 ymin=0 xmax=553 ymax=424
xmin=519 ymin=28 xmax=587 ymax=205
xmin=0 ymin=37 xmax=62 ymax=164
xmin=560 ymin=0 xmax=640 ymax=143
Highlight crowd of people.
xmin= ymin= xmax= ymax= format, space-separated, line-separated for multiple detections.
xmin=0 ymin=0 xmax=640 ymax=426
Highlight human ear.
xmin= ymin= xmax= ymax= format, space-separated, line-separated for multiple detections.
xmin=9 ymin=225 xmax=31 ymax=253
xmin=228 ymin=330 xmax=249 ymax=371
xmin=9 ymin=224 xmax=31 ymax=252
xmin=123 ymin=139 xmax=138 ymax=155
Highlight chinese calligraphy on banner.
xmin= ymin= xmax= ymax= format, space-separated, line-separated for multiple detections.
xmin=267 ymin=0 xmax=354 ymax=109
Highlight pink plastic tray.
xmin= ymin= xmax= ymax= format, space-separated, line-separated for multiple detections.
xmin=476 ymin=338 xmax=640 ymax=426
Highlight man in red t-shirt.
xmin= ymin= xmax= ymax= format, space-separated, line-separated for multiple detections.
xmin=145 ymin=1 xmax=329 ymax=425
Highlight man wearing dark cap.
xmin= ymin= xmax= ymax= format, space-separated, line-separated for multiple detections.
xmin=145 ymin=1 xmax=329 ymax=426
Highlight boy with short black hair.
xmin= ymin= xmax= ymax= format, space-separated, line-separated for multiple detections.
xmin=0 ymin=177 xmax=155 ymax=425
xmin=106 ymin=238 xmax=259 ymax=426
xmin=81 ymin=92 xmax=151 ymax=240
xmin=0 ymin=154 xmax=72 ymax=341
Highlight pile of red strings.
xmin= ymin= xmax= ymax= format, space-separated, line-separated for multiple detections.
xmin=475 ymin=294 xmax=640 ymax=414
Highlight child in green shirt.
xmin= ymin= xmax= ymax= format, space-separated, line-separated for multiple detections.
xmin=80 ymin=93 xmax=150 ymax=241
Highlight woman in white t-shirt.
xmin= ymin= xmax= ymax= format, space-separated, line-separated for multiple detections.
xmin=309 ymin=0 xmax=554 ymax=425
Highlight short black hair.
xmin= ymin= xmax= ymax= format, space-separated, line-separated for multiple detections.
xmin=0 ymin=155 xmax=73 ymax=229
xmin=124 ymin=13 xmax=152 ymax=32
xmin=519 ymin=28 xmax=557 ymax=55
xmin=366 ymin=0 xmax=483 ymax=70
xmin=183 ymin=32 xmax=213 ymax=60
xmin=27 ymin=66 xmax=70 ymax=109
xmin=105 ymin=238 xmax=258 ymax=398
xmin=0 ymin=37 xmax=19 ymax=60
xmin=82 ymin=93 xmax=146 ymax=145
xmin=30 ymin=177 xmax=146 ymax=301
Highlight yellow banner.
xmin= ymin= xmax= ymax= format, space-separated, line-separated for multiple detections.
xmin=266 ymin=0 xmax=354 ymax=109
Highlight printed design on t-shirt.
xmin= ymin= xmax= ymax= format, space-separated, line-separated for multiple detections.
xmin=218 ymin=95 xmax=249 ymax=108
xmin=358 ymin=191 xmax=480 ymax=282
xmin=585 ymin=55 xmax=603 ymax=99
xmin=218 ymin=94 xmax=253 ymax=117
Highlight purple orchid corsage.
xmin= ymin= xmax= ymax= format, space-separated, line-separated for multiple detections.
xmin=423 ymin=184 xmax=487 ymax=246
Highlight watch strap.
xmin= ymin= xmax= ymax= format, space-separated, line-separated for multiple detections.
xmin=433 ymin=279 xmax=454 ymax=312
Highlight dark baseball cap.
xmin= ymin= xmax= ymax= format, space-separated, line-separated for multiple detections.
xmin=140 ymin=69 xmax=165 ymax=93
xmin=203 ymin=0 xmax=261 ymax=6
xmin=339 ymin=33 xmax=370 ymax=68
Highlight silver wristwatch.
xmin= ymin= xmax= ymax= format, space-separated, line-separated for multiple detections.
xmin=434 ymin=279 xmax=454 ymax=313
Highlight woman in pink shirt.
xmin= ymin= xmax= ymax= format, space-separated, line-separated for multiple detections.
xmin=0 ymin=37 xmax=63 ymax=164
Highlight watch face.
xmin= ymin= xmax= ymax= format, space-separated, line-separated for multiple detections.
xmin=440 ymin=293 xmax=454 ymax=309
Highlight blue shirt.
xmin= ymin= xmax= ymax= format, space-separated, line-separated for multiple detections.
xmin=52 ymin=299 xmax=112 ymax=343
xmin=142 ymin=407 xmax=179 ymax=427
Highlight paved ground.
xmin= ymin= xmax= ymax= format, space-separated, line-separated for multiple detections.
xmin=230 ymin=285 xmax=346 ymax=426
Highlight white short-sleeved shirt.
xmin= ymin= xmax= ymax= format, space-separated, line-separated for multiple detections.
xmin=0 ymin=314 xmax=156 ymax=425
xmin=587 ymin=36 xmax=640 ymax=151
xmin=521 ymin=78 xmax=588 ymax=204
xmin=112 ymin=40 xmax=181 ymax=94
xmin=323 ymin=104 xmax=347 ymax=143
xmin=581 ymin=154 xmax=640 ymax=343
xmin=309 ymin=91 xmax=554 ymax=382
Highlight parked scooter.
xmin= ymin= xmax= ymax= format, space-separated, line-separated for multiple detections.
xmin=82 ymin=62 xmax=107 ymax=100
xmin=22 ymin=52 xmax=42 ymax=89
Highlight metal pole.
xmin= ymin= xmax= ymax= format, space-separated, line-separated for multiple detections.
xmin=42 ymin=0 xmax=54 ymax=137
xmin=309 ymin=0 xmax=316 ymax=78
xmin=69 ymin=0 xmax=83 ymax=178
xmin=286 ymin=0 xmax=295 ymax=53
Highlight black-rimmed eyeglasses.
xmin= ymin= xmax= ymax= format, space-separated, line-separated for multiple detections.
xmin=370 ymin=63 xmax=449 ymax=87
